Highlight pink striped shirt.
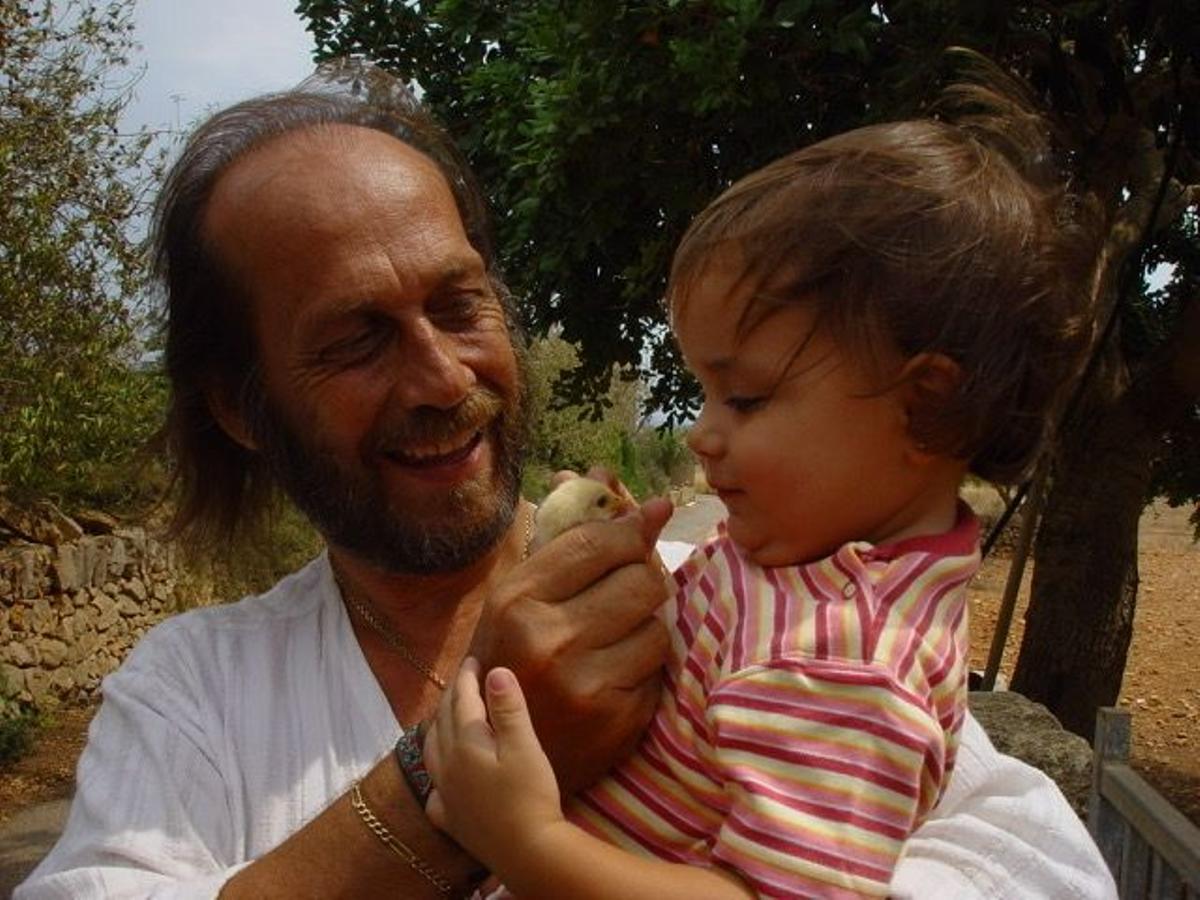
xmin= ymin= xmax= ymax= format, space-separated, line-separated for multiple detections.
xmin=568 ymin=507 xmax=980 ymax=898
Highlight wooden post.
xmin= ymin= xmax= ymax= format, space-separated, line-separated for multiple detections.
xmin=1090 ymin=707 xmax=1131 ymax=881
xmin=981 ymin=459 xmax=1050 ymax=691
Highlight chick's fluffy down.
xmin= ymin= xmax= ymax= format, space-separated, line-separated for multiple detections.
xmin=532 ymin=478 xmax=630 ymax=548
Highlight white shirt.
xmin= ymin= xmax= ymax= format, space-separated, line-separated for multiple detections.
xmin=17 ymin=551 xmax=1116 ymax=899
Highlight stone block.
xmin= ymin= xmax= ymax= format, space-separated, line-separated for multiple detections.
xmin=50 ymin=666 xmax=76 ymax=693
xmin=52 ymin=543 xmax=82 ymax=592
xmin=30 ymin=596 xmax=57 ymax=635
xmin=91 ymin=543 xmax=112 ymax=589
xmin=39 ymin=638 xmax=69 ymax=667
xmin=1 ymin=662 xmax=24 ymax=695
xmin=78 ymin=537 xmax=98 ymax=586
xmin=92 ymin=592 xmax=118 ymax=631
xmin=19 ymin=548 xmax=40 ymax=598
xmin=25 ymin=667 xmax=52 ymax=704
xmin=127 ymin=578 xmax=148 ymax=602
xmin=3 ymin=641 xmax=34 ymax=667
xmin=969 ymin=690 xmax=1093 ymax=817
xmin=118 ymin=596 xmax=141 ymax=617
xmin=30 ymin=501 xmax=84 ymax=546
xmin=76 ymin=509 xmax=119 ymax=535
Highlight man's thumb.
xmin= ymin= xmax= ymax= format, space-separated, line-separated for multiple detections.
xmin=484 ymin=667 xmax=537 ymax=747
xmin=639 ymin=496 xmax=674 ymax=549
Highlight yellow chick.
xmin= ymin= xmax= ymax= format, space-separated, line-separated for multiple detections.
xmin=532 ymin=477 xmax=632 ymax=549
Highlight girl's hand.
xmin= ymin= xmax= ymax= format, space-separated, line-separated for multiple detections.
xmin=423 ymin=658 xmax=565 ymax=868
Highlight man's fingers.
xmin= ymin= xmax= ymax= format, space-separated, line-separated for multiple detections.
xmin=606 ymin=615 xmax=672 ymax=686
xmin=556 ymin=560 xmax=670 ymax=645
xmin=525 ymin=515 xmax=654 ymax=601
xmin=639 ymin=496 xmax=673 ymax=549
xmin=549 ymin=469 xmax=580 ymax=488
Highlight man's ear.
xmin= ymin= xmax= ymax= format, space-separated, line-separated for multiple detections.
xmin=895 ymin=352 xmax=962 ymax=462
xmin=204 ymin=380 xmax=259 ymax=452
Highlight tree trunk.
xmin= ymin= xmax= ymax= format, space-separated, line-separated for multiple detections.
xmin=1010 ymin=373 xmax=1161 ymax=738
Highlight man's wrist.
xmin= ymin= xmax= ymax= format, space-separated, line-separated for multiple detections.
xmin=395 ymin=721 xmax=434 ymax=806
xmin=393 ymin=724 xmax=491 ymax=894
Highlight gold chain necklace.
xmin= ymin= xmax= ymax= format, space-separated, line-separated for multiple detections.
xmin=333 ymin=504 xmax=535 ymax=691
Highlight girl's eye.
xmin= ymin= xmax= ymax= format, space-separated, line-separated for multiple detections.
xmin=726 ymin=395 xmax=767 ymax=413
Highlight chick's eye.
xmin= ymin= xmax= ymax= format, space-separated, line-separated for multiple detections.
xmin=597 ymin=496 xmax=609 ymax=507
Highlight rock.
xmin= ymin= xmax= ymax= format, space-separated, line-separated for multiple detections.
xmin=4 ymin=641 xmax=34 ymax=667
xmin=969 ymin=690 xmax=1093 ymax=817
xmin=33 ymin=501 xmax=85 ymax=545
xmin=52 ymin=543 xmax=82 ymax=592
xmin=39 ymin=638 xmax=69 ymax=667
xmin=75 ymin=508 xmax=119 ymax=534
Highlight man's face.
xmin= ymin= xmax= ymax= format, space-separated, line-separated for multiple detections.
xmin=204 ymin=125 xmax=527 ymax=573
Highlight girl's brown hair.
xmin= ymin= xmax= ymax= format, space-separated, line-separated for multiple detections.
xmin=669 ymin=57 xmax=1100 ymax=485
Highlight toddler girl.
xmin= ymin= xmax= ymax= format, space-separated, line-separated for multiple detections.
xmin=423 ymin=77 xmax=1095 ymax=899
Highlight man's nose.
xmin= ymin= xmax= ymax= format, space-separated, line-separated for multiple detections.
xmin=393 ymin=320 xmax=474 ymax=409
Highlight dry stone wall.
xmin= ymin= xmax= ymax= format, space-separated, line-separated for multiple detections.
xmin=0 ymin=528 xmax=181 ymax=709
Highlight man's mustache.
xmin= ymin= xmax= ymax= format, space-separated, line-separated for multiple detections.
xmin=371 ymin=388 xmax=507 ymax=454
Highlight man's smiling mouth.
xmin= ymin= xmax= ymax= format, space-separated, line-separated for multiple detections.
xmin=384 ymin=431 xmax=483 ymax=467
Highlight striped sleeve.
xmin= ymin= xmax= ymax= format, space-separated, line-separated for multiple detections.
xmin=707 ymin=658 xmax=947 ymax=899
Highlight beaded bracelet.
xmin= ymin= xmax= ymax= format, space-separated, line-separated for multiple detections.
xmin=395 ymin=721 xmax=434 ymax=805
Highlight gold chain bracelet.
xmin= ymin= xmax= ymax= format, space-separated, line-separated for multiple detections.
xmin=350 ymin=781 xmax=454 ymax=896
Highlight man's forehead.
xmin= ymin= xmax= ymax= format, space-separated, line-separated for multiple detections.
xmin=195 ymin=120 xmax=485 ymax=331
xmin=204 ymin=124 xmax=451 ymax=233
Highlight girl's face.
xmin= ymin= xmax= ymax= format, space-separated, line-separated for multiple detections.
xmin=674 ymin=254 xmax=954 ymax=567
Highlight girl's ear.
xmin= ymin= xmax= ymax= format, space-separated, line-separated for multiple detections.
xmin=896 ymin=353 xmax=963 ymax=462
xmin=204 ymin=380 xmax=259 ymax=452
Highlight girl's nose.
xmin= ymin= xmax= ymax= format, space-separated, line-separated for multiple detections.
xmin=686 ymin=403 xmax=725 ymax=459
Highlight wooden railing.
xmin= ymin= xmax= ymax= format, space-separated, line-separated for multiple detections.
xmin=1088 ymin=708 xmax=1200 ymax=899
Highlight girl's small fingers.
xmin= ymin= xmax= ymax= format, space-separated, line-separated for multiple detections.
xmin=483 ymin=667 xmax=540 ymax=755
xmin=422 ymin=719 xmax=442 ymax=780
xmin=425 ymin=787 xmax=446 ymax=830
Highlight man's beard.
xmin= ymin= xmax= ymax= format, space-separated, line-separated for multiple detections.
xmin=249 ymin=379 xmax=530 ymax=575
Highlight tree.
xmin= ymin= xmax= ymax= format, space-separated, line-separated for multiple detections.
xmin=298 ymin=0 xmax=1199 ymax=736
xmin=0 ymin=0 xmax=163 ymax=509
xmin=521 ymin=331 xmax=645 ymax=497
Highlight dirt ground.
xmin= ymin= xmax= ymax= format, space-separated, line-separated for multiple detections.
xmin=967 ymin=499 xmax=1200 ymax=826
xmin=2 ymin=500 xmax=1198 ymax=827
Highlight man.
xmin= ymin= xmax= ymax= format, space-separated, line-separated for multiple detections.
xmin=18 ymin=67 xmax=1115 ymax=898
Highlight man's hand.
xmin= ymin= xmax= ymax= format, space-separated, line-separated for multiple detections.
xmin=470 ymin=472 xmax=673 ymax=795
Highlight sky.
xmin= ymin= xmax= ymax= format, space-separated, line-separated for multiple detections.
xmin=124 ymin=0 xmax=317 ymax=136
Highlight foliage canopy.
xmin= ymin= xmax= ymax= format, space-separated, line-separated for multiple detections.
xmin=300 ymin=0 xmax=1198 ymax=728
xmin=0 ymin=0 xmax=163 ymax=509
xmin=299 ymin=0 xmax=1197 ymax=498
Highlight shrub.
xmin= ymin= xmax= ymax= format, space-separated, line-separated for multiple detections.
xmin=0 ymin=673 xmax=40 ymax=766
